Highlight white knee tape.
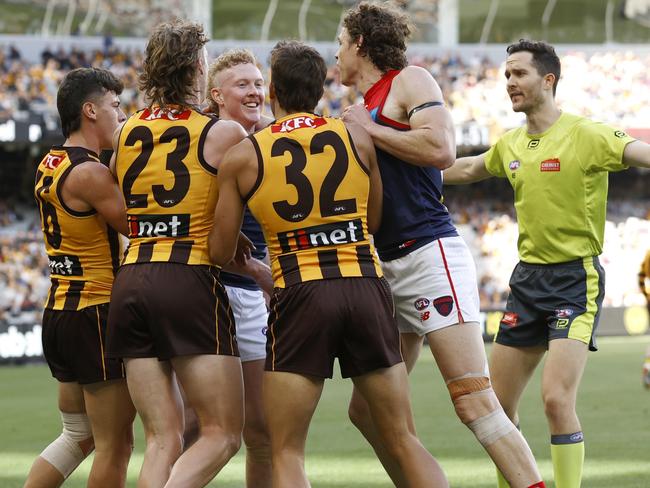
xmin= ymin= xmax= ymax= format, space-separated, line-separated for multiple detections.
xmin=467 ymin=408 xmax=516 ymax=447
xmin=40 ymin=412 xmax=93 ymax=478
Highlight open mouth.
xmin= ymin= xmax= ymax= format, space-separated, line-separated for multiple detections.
xmin=243 ymin=102 xmax=260 ymax=109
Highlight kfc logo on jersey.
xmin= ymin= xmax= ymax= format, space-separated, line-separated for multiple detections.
xmin=433 ymin=296 xmax=454 ymax=317
xmin=48 ymin=254 xmax=82 ymax=276
xmin=271 ymin=115 xmax=326 ymax=133
xmin=509 ymin=160 xmax=520 ymax=171
xmin=128 ymin=214 xmax=190 ymax=238
xmin=140 ymin=107 xmax=191 ymax=121
xmin=277 ymin=219 xmax=365 ymax=252
xmin=501 ymin=312 xmax=519 ymax=327
xmin=43 ymin=154 xmax=64 ymax=170
xmin=414 ymin=297 xmax=430 ymax=311
xmin=540 ymin=158 xmax=561 ymax=172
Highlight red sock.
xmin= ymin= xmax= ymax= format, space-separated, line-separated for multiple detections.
xmin=528 ymin=483 xmax=546 ymax=488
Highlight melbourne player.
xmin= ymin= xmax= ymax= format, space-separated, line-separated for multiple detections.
xmin=205 ymin=49 xmax=273 ymax=488
xmin=337 ymin=3 xmax=544 ymax=488
xmin=446 ymin=39 xmax=650 ymax=488
xmin=25 ymin=68 xmax=135 ymax=488
xmin=209 ymin=40 xmax=449 ymax=488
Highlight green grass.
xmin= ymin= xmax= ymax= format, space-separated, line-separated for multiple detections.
xmin=1 ymin=336 xmax=649 ymax=487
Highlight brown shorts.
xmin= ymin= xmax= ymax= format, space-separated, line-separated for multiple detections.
xmin=106 ymin=263 xmax=238 ymax=360
xmin=266 ymin=277 xmax=402 ymax=378
xmin=42 ymin=303 xmax=125 ymax=384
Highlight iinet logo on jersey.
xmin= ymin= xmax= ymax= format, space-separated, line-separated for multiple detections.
xmin=139 ymin=108 xmax=191 ymax=121
xmin=278 ymin=219 xmax=365 ymax=252
xmin=128 ymin=214 xmax=190 ymax=238
xmin=271 ymin=115 xmax=326 ymax=133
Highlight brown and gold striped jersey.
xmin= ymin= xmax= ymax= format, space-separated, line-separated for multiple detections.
xmin=34 ymin=146 xmax=121 ymax=311
xmin=115 ymin=106 xmax=219 ymax=266
xmin=247 ymin=112 xmax=382 ymax=288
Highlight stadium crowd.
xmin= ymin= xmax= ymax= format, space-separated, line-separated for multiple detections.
xmin=2 ymin=43 xmax=650 ymax=138
xmin=1 ymin=197 xmax=647 ymax=321
xmin=0 ymin=43 xmax=648 ymax=319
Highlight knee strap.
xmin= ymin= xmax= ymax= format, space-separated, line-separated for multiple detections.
xmin=447 ymin=374 xmax=515 ymax=446
xmin=40 ymin=412 xmax=93 ymax=478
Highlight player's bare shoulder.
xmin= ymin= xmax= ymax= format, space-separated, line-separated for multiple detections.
xmin=203 ymin=118 xmax=248 ymax=171
xmin=393 ymin=65 xmax=443 ymax=101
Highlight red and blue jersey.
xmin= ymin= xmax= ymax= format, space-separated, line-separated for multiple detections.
xmin=364 ymin=69 xmax=457 ymax=261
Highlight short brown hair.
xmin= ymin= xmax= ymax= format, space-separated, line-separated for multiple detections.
xmin=343 ymin=2 xmax=411 ymax=73
xmin=139 ymin=19 xmax=208 ymax=108
xmin=270 ymin=40 xmax=326 ymax=113
xmin=206 ymin=48 xmax=257 ymax=115
xmin=58 ymin=67 xmax=123 ymax=138
xmin=507 ymin=39 xmax=561 ymax=96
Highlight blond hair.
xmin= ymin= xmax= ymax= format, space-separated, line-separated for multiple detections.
xmin=206 ymin=48 xmax=258 ymax=115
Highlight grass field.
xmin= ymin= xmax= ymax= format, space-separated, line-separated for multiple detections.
xmin=1 ymin=336 xmax=649 ymax=487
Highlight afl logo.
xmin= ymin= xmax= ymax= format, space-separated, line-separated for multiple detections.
xmin=414 ymin=297 xmax=430 ymax=311
xmin=509 ymin=160 xmax=520 ymax=170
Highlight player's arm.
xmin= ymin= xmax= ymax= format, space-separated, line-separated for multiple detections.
xmin=109 ymin=121 xmax=126 ymax=177
xmin=208 ymin=139 xmax=253 ymax=266
xmin=622 ymin=140 xmax=650 ymax=169
xmin=62 ymin=161 xmax=129 ymax=235
xmin=443 ymin=152 xmax=492 ymax=184
xmin=343 ymin=66 xmax=454 ymax=169
xmin=346 ymin=120 xmax=382 ymax=234
xmin=223 ymin=257 xmax=273 ymax=296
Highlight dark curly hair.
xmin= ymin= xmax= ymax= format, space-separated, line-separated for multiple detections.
xmin=57 ymin=67 xmax=123 ymax=138
xmin=507 ymin=39 xmax=561 ymax=95
xmin=270 ymin=40 xmax=327 ymax=113
xmin=343 ymin=1 xmax=412 ymax=73
xmin=139 ymin=19 xmax=208 ymax=108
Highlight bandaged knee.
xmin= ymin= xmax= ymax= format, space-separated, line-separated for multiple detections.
xmin=40 ymin=412 xmax=93 ymax=478
xmin=447 ymin=374 xmax=515 ymax=447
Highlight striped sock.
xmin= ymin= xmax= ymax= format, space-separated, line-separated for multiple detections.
xmin=551 ymin=432 xmax=584 ymax=488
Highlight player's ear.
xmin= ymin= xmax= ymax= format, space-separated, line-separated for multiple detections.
xmin=82 ymin=101 xmax=97 ymax=122
xmin=544 ymin=73 xmax=556 ymax=92
xmin=356 ymin=35 xmax=364 ymax=50
xmin=269 ymin=82 xmax=276 ymax=101
xmin=211 ymin=87 xmax=224 ymax=105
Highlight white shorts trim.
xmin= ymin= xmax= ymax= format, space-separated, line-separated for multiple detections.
xmin=225 ymin=286 xmax=268 ymax=362
xmin=380 ymin=236 xmax=480 ymax=336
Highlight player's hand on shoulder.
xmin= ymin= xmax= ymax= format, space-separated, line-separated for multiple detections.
xmin=342 ymin=103 xmax=373 ymax=127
